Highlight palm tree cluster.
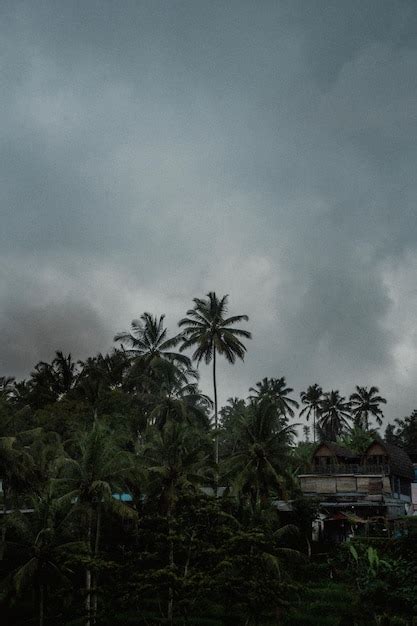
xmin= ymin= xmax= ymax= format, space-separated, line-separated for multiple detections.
xmin=0 ymin=293 xmax=307 ymax=625
xmin=0 ymin=292 xmax=405 ymax=625
xmin=299 ymin=385 xmax=387 ymax=442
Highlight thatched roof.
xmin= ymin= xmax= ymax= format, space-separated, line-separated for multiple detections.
xmin=314 ymin=442 xmax=358 ymax=460
xmin=313 ymin=439 xmax=414 ymax=480
xmin=365 ymin=440 xmax=414 ymax=480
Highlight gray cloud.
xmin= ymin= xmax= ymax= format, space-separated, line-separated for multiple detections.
xmin=0 ymin=297 xmax=110 ymax=379
xmin=1 ymin=0 xmax=417 ymax=425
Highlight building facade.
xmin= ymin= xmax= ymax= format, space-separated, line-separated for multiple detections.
xmin=299 ymin=440 xmax=415 ymax=542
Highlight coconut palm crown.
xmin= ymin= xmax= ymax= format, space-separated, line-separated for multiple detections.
xmin=115 ymin=313 xmax=191 ymax=369
xmin=349 ymin=385 xmax=387 ymax=430
xmin=299 ymin=384 xmax=323 ymax=443
xmin=318 ymin=390 xmax=351 ymax=441
xmin=249 ymin=377 xmax=299 ymax=421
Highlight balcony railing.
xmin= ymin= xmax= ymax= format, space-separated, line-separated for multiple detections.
xmin=301 ymin=464 xmax=390 ymax=476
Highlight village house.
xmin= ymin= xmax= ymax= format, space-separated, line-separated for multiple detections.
xmin=299 ymin=439 xmax=415 ymax=542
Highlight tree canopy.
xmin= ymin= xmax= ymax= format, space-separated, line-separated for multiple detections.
xmin=0 ymin=297 xmax=416 ymax=626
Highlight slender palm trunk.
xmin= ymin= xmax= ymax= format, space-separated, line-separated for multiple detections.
xmin=184 ymin=530 xmax=195 ymax=579
xmin=0 ymin=489 xmax=8 ymax=560
xmin=39 ymin=583 xmax=45 ymax=626
xmin=85 ymin=568 xmax=91 ymax=626
xmin=313 ymin=407 xmax=316 ymax=444
xmin=213 ymin=348 xmax=218 ymax=465
xmin=167 ymin=507 xmax=174 ymax=626
xmin=0 ymin=524 xmax=5 ymax=561
xmin=85 ymin=509 xmax=92 ymax=626
xmin=168 ymin=544 xmax=174 ymax=625
xmin=92 ymin=504 xmax=102 ymax=624
xmin=251 ymin=488 xmax=258 ymax=515
xmin=94 ymin=504 xmax=102 ymax=558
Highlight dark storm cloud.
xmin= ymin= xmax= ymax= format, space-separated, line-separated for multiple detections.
xmin=0 ymin=297 xmax=110 ymax=379
xmin=1 ymin=0 xmax=417 ymax=423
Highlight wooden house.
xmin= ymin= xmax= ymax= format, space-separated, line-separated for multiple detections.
xmin=299 ymin=439 xmax=414 ymax=542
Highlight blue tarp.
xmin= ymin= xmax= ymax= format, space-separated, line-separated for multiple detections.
xmin=112 ymin=493 xmax=133 ymax=502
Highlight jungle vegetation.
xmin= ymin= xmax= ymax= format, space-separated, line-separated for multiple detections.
xmin=0 ymin=292 xmax=416 ymax=625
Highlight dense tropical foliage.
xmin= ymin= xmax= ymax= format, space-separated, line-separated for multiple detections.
xmin=0 ymin=293 xmax=416 ymax=625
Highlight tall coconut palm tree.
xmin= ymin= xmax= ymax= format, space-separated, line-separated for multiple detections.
xmin=249 ymin=377 xmax=299 ymax=421
xmin=51 ymin=351 xmax=79 ymax=396
xmin=28 ymin=362 xmax=58 ymax=409
xmin=318 ymin=390 xmax=351 ymax=441
xmin=175 ymin=383 xmax=213 ymax=430
xmin=0 ymin=435 xmax=35 ymax=560
xmin=219 ymin=397 xmax=247 ymax=455
xmin=26 ymin=352 xmax=78 ymax=406
xmin=142 ymin=422 xmax=212 ymax=624
xmin=220 ymin=397 xmax=247 ymax=426
xmin=178 ymin=292 xmax=251 ymax=464
xmin=115 ymin=313 xmax=191 ymax=369
xmin=3 ymin=493 xmax=85 ymax=626
xmin=0 ymin=437 xmax=25 ymax=510
xmin=55 ymin=422 xmax=135 ymax=626
xmin=349 ymin=386 xmax=386 ymax=430
xmin=299 ymin=384 xmax=323 ymax=444
xmin=76 ymin=351 xmax=130 ymax=416
xmin=142 ymin=422 xmax=213 ymax=515
xmin=149 ymin=380 xmax=212 ymax=431
xmin=126 ymin=354 xmax=209 ymax=431
xmin=223 ymin=400 xmax=297 ymax=512
xmin=393 ymin=410 xmax=417 ymax=455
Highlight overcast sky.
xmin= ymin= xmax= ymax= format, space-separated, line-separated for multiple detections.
xmin=1 ymin=0 xmax=417 ymax=427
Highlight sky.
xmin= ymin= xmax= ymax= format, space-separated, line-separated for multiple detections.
xmin=1 ymin=0 xmax=417 ymax=428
